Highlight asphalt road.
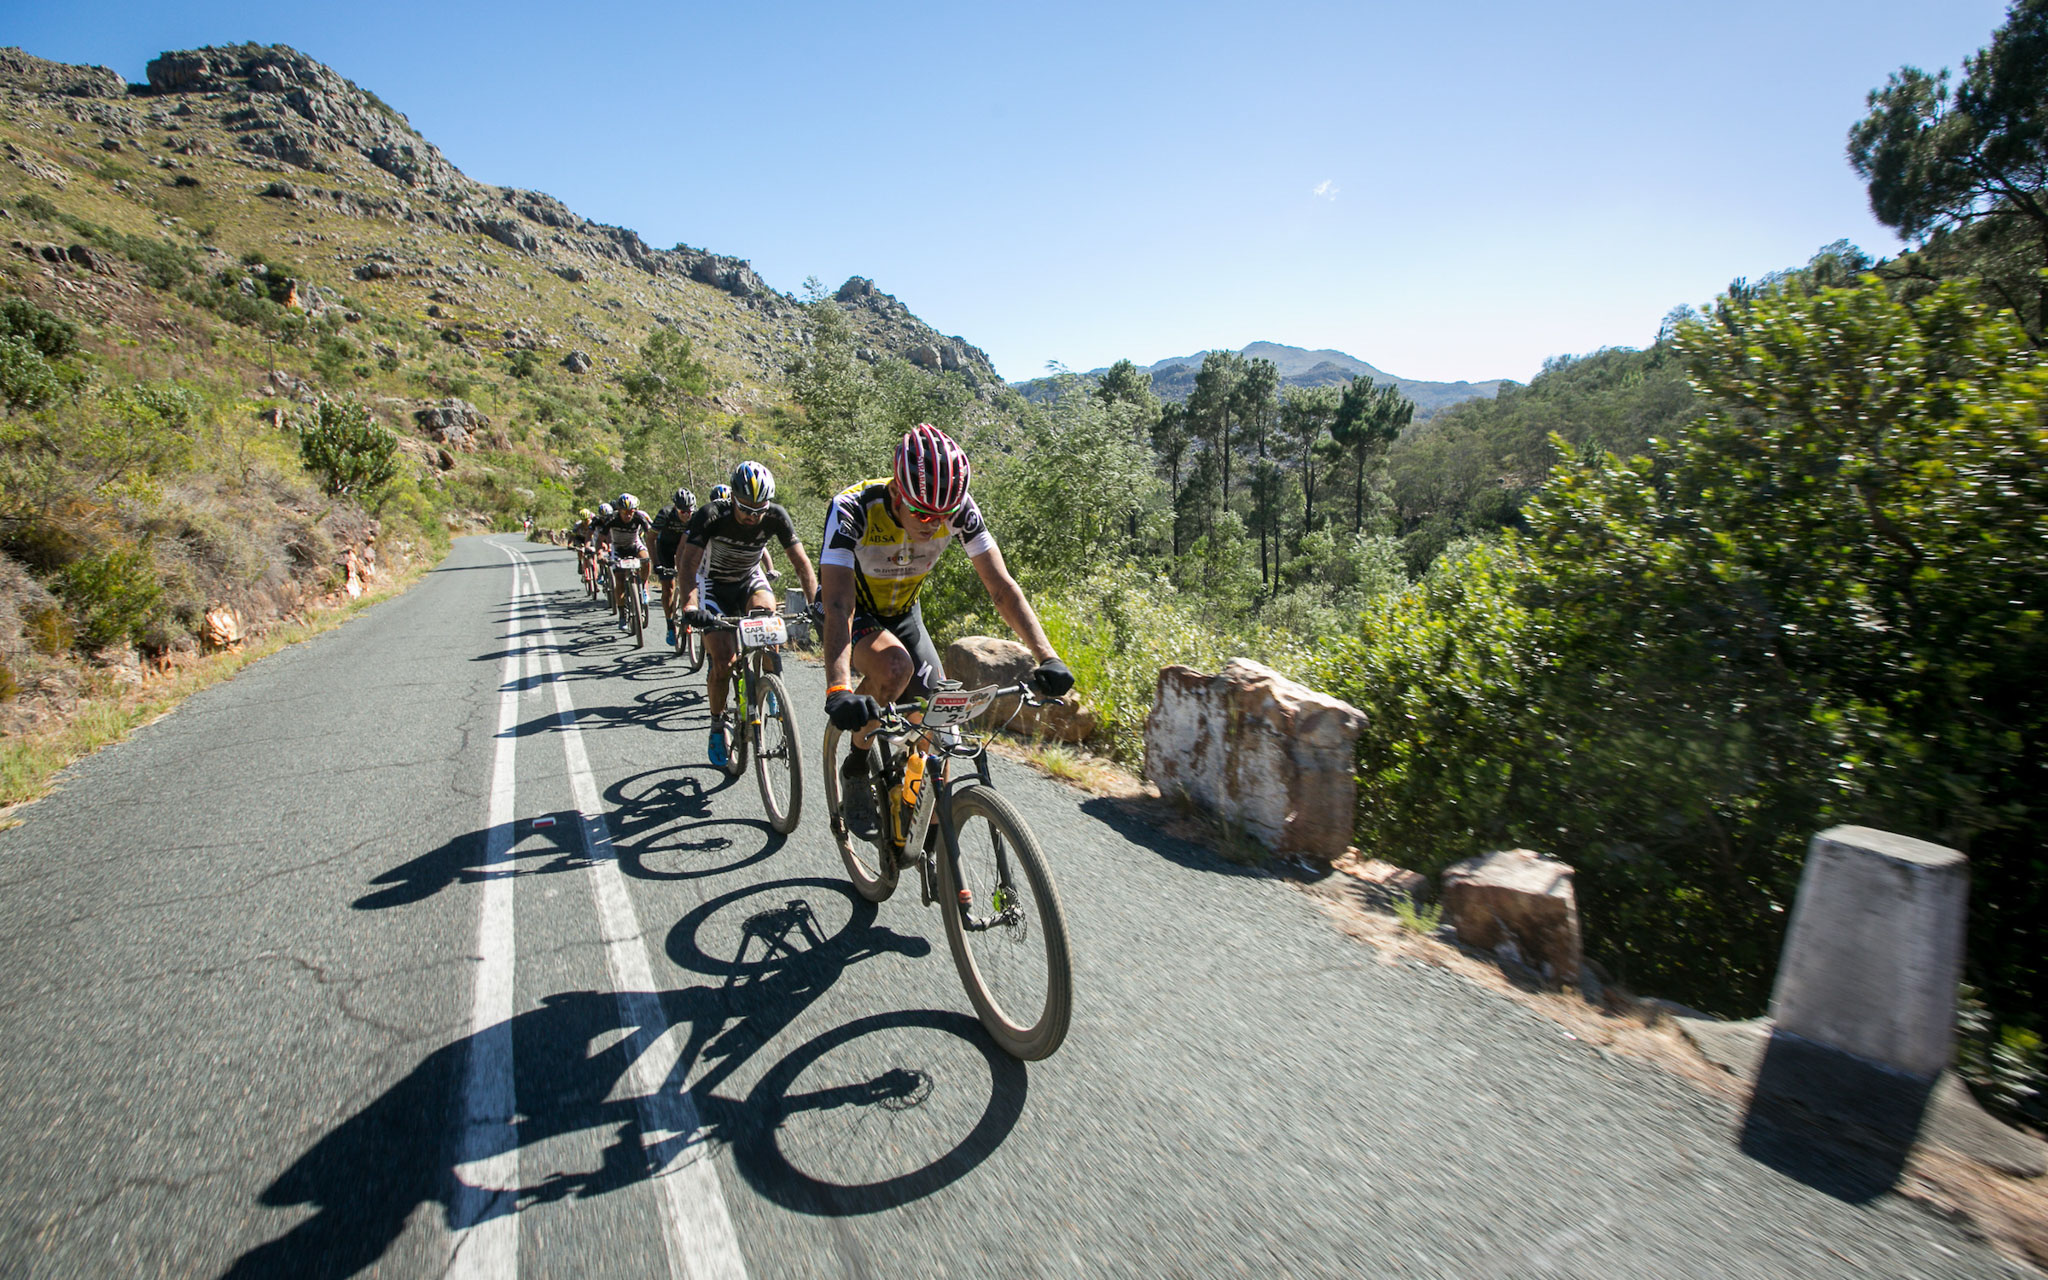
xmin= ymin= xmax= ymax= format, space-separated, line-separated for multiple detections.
xmin=0 ymin=534 xmax=2029 ymax=1279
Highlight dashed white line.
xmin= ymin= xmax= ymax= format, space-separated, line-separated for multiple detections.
xmin=531 ymin=547 xmax=750 ymax=1280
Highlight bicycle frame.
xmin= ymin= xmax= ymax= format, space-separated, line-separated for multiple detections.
xmin=870 ymin=700 xmax=1011 ymax=915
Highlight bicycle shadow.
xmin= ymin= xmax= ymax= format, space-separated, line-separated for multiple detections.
xmin=226 ymin=879 xmax=1026 ymax=1276
xmin=606 ymin=766 xmax=786 ymax=882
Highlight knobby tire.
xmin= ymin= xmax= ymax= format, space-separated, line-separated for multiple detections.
xmin=938 ymin=784 xmax=1073 ymax=1060
xmin=823 ymin=724 xmax=896 ymax=902
xmin=751 ymin=671 xmax=803 ymax=834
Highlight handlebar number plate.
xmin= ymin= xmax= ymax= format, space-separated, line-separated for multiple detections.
xmin=614 ymin=557 xmax=640 ymax=570
xmin=923 ymin=686 xmax=997 ymax=728
xmin=737 ymin=616 xmax=787 ymax=648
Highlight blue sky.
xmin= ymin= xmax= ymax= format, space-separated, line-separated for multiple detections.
xmin=3 ymin=0 xmax=2017 ymax=383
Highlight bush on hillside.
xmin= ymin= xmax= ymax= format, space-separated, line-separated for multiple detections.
xmin=297 ymin=397 xmax=399 ymax=496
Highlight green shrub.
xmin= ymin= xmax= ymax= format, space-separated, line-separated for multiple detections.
xmin=0 ymin=335 xmax=61 ymax=409
xmin=0 ymin=296 xmax=80 ymax=359
xmin=297 ymin=397 xmax=399 ymax=496
xmin=57 ymin=545 xmax=162 ymax=650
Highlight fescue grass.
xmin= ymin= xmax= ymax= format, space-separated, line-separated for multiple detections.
xmin=0 ymin=566 xmax=425 ymax=812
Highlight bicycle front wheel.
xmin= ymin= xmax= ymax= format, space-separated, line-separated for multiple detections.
xmin=682 ymin=624 xmax=705 ymax=674
xmin=822 ymin=724 xmax=896 ymax=902
xmin=631 ymin=582 xmax=647 ymax=648
xmin=751 ymin=672 xmax=804 ymax=834
xmin=722 ymin=669 xmax=749 ymax=778
xmin=939 ymin=785 xmax=1072 ymax=1060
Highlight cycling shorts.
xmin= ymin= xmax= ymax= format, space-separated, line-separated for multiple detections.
xmin=702 ymin=570 xmax=773 ymax=617
xmin=851 ymin=603 xmax=943 ymax=700
xmin=654 ymin=531 xmax=684 ymax=573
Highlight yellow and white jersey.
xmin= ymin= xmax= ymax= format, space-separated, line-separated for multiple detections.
xmin=819 ymin=478 xmax=995 ymax=619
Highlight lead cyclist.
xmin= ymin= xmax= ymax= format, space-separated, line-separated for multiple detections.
xmin=817 ymin=423 xmax=1073 ymax=840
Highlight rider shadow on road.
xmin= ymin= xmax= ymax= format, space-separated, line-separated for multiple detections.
xmin=224 ymin=879 xmax=1026 ymax=1278
xmin=352 ymin=817 xmax=590 ymax=911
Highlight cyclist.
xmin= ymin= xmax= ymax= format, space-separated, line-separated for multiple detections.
xmin=605 ymin=493 xmax=656 ymax=622
xmin=568 ymin=507 xmax=595 ymax=578
xmin=818 ymin=423 xmax=1073 ymax=840
xmin=678 ymin=461 xmax=821 ymax=767
xmin=653 ymin=486 xmax=696 ymax=646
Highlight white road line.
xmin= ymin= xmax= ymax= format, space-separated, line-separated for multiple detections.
xmin=448 ymin=543 xmax=530 ymax=1279
xmin=530 ymin=552 xmax=751 ymax=1280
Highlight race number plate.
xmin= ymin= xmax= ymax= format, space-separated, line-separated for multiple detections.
xmin=737 ymin=615 xmax=787 ymax=648
xmin=614 ymin=557 xmax=640 ymax=570
xmin=923 ymin=686 xmax=997 ymax=728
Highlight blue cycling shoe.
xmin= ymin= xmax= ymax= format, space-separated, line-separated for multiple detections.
xmin=708 ymin=717 xmax=731 ymax=768
xmin=665 ymin=625 xmax=677 ymax=647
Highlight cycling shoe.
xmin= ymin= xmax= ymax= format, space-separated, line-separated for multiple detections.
xmin=708 ymin=717 xmax=732 ymax=768
xmin=839 ymin=752 xmax=879 ymax=841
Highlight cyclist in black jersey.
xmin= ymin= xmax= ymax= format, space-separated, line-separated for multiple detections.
xmin=678 ymin=461 xmax=821 ymax=766
xmin=819 ymin=424 xmax=1073 ymax=840
xmin=652 ymin=487 xmax=695 ymax=646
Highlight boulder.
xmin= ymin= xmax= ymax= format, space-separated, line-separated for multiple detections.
xmin=909 ymin=344 xmax=942 ymax=370
xmin=1143 ymin=659 xmax=1366 ymax=860
xmin=480 ymin=219 xmax=537 ymax=254
xmin=561 ymin=350 xmax=592 ymax=374
xmin=551 ymin=265 xmax=587 ymax=283
xmin=201 ymin=606 xmax=243 ymax=652
xmin=1440 ymin=849 xmax=1583 ymax=985
xmin=941 ymin=636 xmax=1098 ymax=744
xmin=413 ymin=399 xmax=489 ymax=450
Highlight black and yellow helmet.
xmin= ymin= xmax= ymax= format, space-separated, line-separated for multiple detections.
xmin=729 ymin=461 xmax=774 ymax=510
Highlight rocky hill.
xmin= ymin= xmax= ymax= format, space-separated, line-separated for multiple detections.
xmin=1015 ymin=341 xmax=1505 ymax=420
xmin=0 ymin=41 xmax=997 ymax=739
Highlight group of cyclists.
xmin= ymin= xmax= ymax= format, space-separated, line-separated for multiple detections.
xmin=566 ymin=424 xmax=1075 ymax=841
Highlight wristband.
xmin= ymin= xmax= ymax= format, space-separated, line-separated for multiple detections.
xmin=827 ymin=684 xmax=852 ymax=695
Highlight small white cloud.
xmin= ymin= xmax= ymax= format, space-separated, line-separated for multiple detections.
xmin=1312 ymin=180 xmax=1338 ymax=201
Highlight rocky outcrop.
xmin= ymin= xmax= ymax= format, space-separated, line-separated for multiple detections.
xmin=412 ymin=399 xmax=489 ymax=450
xmin=941 ymin=636 xmax=1097 ymax=743
xmin=1440 ymin=849 xmax=1583 ymax=986
xmin=0 ymin=48 xmax=127 ymax=98
xmin=1143 ymin=659 xmax=1366 ymax=860
xmin=143 ymin=44 xmax=463 ymax=190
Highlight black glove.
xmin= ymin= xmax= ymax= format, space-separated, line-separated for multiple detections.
xmin=1029 ymin=657 xmax=1074 ymax=698
xmin=805 ymin=598 xmax=826 ymax=623
xmin=682 ymin=608 xmax=716 ymax=629
xmin=827 ymin=689 xmax=882 ymax=732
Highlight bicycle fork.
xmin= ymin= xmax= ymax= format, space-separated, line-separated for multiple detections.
xmin=896 ymin=759 xmax=1020 ymax=929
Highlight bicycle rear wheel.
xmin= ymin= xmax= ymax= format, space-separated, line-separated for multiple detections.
xmin=822 ymin=724 xmax=896 ymax=902
xmin=751 ymin=672 xmax=804 ymax=834
xmin=938 ymin=784 xmax=1072 ymax=1060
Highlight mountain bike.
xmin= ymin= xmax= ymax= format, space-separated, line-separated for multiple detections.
xmin=658 ymin=566 xmax=706 ymax=673
xmin=822 ymin=682 xmax=1073 ymax=1060
xmin=702 ymin=609 xmax=805 ymax=834
xmin=612 ymin=549 xmax=649 ymax=647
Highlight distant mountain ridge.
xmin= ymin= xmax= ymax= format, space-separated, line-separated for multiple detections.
xmin=1016 ymin=341 xmax=1506 ymax=420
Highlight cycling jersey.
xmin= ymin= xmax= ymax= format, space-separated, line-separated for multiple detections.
xmin=602 ymin=509 xmax=653 ymax=553
xmin=568 ymin=518 xmax=592 ymax=547
xmin=685 ymin=500 xmax=798 ymax=582
xmin=652 ymin=505 xmax=692 ymax=538
xmin=820 ymin=478 xmax=994 ymax=620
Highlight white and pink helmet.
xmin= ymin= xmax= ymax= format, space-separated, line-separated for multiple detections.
xmin=893 ymin=423 xmax=970 ymax=519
